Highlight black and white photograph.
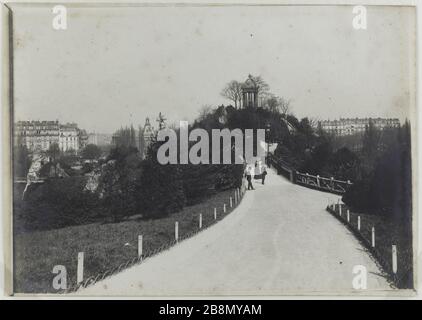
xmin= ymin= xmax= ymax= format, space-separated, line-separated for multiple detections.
xmin=1 ymin=1 xmax=418 ymax=298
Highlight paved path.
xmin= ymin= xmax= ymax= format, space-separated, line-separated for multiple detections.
xmin=78 ymin=169 xmax=392 ymax=296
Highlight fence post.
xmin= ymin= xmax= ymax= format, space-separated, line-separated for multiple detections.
xmin=77 ymin=252 xmax=84 ymax=285
xmin=199 ymin=213 xmax=202 ymax=229
xmin=347 ymin=209 xmax=350 ymax=223
xmin=230 ymin=197 xmax=233 ymax=208
xmin=223 ymin=203 xmax=226 ymax=213
xmin=317 ymin=175 xmax=320 ymax=187
xmin=392 ymin=245 xmax=398 ymax=274
xmin=214 ymin=208 xmax=217 ymax=220
xmin=138 ymin=235 xmax=143 ymax=258
xmin=175 ymin=221 xmax=179 ymax=242
xmin=339 ymin=203 xmax=342 ymax=216
xmin=358 ymin=216 xmax=361 ymax=231
xmin=371 ymin=227 xmax=375 ymax=248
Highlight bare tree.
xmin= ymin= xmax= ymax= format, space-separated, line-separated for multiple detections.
xmin=198 ymin=104 xmax=213 ymax=122
xmin=46 ymin=142 xmax=61 ymax=176
xmin=264 ymin=95 xmax=291 ymax=116
xmin=249 ymin=75 xmax=270 ymax=107
xmin=308 ymin=117 xmax=320 ymax=128
xmin=265 ymin=95 xmax=279 ymax=113
xmin=221 ymin=80 xmax=243 ymax=108
xmin=278 ymin=97 xmax=291 ymax=116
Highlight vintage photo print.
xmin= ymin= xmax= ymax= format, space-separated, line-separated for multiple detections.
xmin=2 ymin=1 xmax=417 ymax=296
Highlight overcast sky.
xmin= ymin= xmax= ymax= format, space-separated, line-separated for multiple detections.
xmin=12 ymin=4 xmax=415 ymax=133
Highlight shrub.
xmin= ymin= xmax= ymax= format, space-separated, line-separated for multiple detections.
xmin=135 ymin=160 xmax=186 ymax=218
xmin=342 ymin=142 xmax=411 ymax=224
xmin=15 ymin=177 xmax=100 ymax=232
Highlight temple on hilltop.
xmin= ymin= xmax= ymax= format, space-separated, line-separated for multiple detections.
xmin=241 ymin=75 xmax=259 ymax=108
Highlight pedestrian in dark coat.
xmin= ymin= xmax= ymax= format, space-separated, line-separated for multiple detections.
xmin=245 ymin=166 xmax=254 ymax=190
xmin=262 ymin=166 xmax=267 ymax=185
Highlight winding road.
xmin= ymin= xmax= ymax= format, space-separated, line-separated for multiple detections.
xmin=78 ymin=168 xmax=391 ymax=296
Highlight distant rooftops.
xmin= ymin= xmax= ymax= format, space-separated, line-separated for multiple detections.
xmin=320 ymin=117 xmax=400 ymax=124
xmin=16 ymin=120 xmax=78 ymax=127
xmin=16 ymin=120 xmax=59 ymax=125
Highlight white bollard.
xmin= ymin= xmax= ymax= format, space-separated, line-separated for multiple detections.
xmin=199 ymin=213 xmax=202 ymax=229
xmin=214 ymin=207 xmax=217 ymax=220
xmin=175 ymin=221 xmax=179 ymax=242
xmin=371 ymin=227 xmax=375 ymax=248
xmin=347 ymin=209 xmax=350 ymax=223
xmin=339 ymin=204 xmax=342 ymax=216
xmin=392 ymin=245 xmax=398 ymax=274
xmin=230 ymin=197 xmax=233 ymax=208
xmin=77 ymin=252 xmax=84 ymax=285
xmin=138 ymin=235 xmax=143 ymax=258
xmin=358 ymin=216 xmax=361 ymax=231
xmin=223 ymin=203 xmax=226 ymax=213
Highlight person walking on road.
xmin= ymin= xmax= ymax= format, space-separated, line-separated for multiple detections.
xmin=261 ymin=165 xmax=268 ymax=185
xmin=245 ymin=166 xmax=254 ymax=190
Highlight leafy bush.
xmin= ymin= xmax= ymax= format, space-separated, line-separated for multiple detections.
xmin=135 ymin=159 xmax=186 ymax=218
xmin=342 ymin=141 xmax=411 ymax=224
xmin=14 ymin=177 xmax=100 ymax=232
xmin=81 ymin=144 xmax=102 ymax=160
xmin=13 ymin=146 xmax=31 ymax=178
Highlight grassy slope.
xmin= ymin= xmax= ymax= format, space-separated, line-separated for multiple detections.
xmin=327 ymin=204 xmax=413 ymax=289
xmin=14 ymin=188 xmax=241 ymax=293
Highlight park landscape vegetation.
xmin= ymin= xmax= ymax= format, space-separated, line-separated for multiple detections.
xmin=13 ymin=75 xmax=413 ymax=292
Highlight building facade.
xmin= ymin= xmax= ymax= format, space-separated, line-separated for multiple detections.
xmin=14 ymin=120 xmax=85 ymax=153
xmin=88 ymin=132 xmax=112 ymax=146
xmin=319 ymin=118 xmax=400 ymax=136
xmin=59 ymin=123 xmax=80 ymax=152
